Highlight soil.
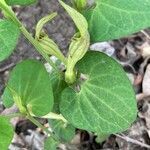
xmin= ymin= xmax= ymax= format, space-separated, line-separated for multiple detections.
xmin=1 ymin=1 xmax=150 ymax=150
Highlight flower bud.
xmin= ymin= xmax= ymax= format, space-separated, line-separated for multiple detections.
xmin=74 ymin=0 xmax=87 ymax=11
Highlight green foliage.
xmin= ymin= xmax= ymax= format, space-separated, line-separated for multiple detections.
xmin=0 ymin=19 xmax=20 ymax=61
xmin=59 ymin=0 xmax=90 ymax=84
xmin=73 ymin=0 xmax=87 ymax=11
xmin=5 ymin=0 xmax=37 ymax=6
xmin=2 ymin=60 xmax=54 ymax=116
xmin=60 ymin=51 xmax=137 ymax=134
xmin=84 ymin=0 xmax=150 ymax=42
xmin=44 ymin=137 xmax=58 ymax=150
xmin=0 ymin=116 xmax=14 ymax=150
xmin=1 ymin=0 xmax=147 ymax=149
xmin=50 ymin=71 xmax=67 ymax=113
xmin=49 ymin=120 xmax=75 ymax=142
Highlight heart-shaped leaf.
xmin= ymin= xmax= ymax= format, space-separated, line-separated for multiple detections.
xmin=0 ymin=116 xmax=14 ymax=150
xmin=60 ymin=51 xmax=137 ymax=134
xmin=84 ymin=0 xmax=150 ymax=42
xmin=0 ymin=19 xmax=20 ymax=61
xmin=2 ymin=60 xmax=54 ymax=116
xmin=5 ymin=0 xmax=37 ymax=6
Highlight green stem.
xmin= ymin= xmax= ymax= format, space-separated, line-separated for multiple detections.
xmin=0 ymin=1 xmax=62 ymax=71
xmin=3 ymin=113 xmax=23 ymax=119
xmin=31 ymin=112 xmax=67 ymax=123
xmin=27 ymin=114 xmax=58 ymax=141
xmin=0 ymin=1 xmax=21 ymax=27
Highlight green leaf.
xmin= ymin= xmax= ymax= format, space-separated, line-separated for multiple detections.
xmin=49 ymin=68 xmax=75 ymax=142
xmin=5 ymin=0 xmax=37 ymax=6
xmin=44 ymin=136 xmax=58 ymax=150
xmin=84 ymin=0 xmax=150 ymax=42
xmin=49 ymin=119 xmax=75 ymax=142
xmin=0 ymin=19 xmax=20 ymax=61
xmin=50 ymin=71 xmax=67 ymax=113
xmin=2 ymin=60 xmax=54 ymax=116
xmin=0 ymin=116 xmax=14 ymax=150
xmin=5 ymin=86 xmax=27 ymax=115
xmin=60 ymin=51 xmax=137 ymax=134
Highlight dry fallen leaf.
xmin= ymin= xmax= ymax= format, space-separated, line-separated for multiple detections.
xmin=139 ymin=101 xmax=150 ymax=129
xmin=90 ymin=42 xmax=115 ymax=56
xmin=139 ymin=42 xmax=150 ymax=58
xmin=134 ymin=74 xmax=143 ymax=86
xmin=142 ymin=64 xmax=150 ymax=96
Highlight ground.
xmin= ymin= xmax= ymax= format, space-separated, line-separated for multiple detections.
xmin=0 ymin=0 xmax=150 ymax=150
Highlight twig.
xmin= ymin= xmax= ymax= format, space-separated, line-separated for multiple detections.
xmin=136 ymin=93 xmax=150 ymax=102
xmin=1 ymin=105 xmax=18 ymax=115
xmin=0 ymin=63 xmax=15 ymax=73
xmin=141 ymin=30 xmax=150 ymax=40
xmin=115 ymin=133 xmax=150 ymax=149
